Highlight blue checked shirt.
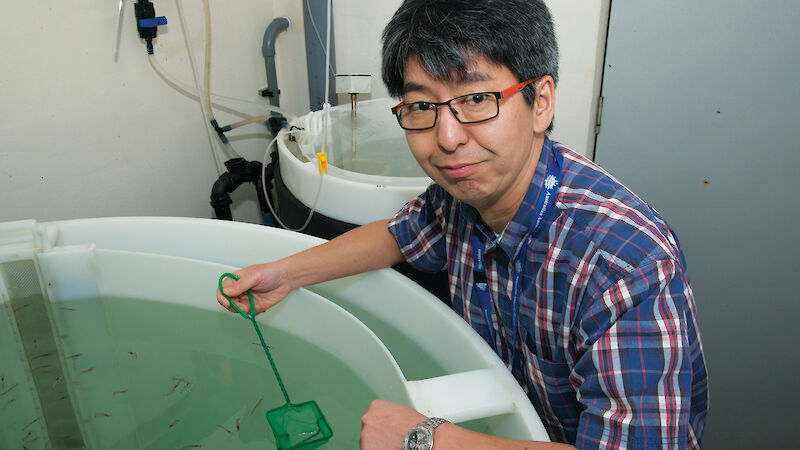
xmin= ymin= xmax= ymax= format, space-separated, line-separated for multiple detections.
xmin=388 ymin=138 xmax=708 ymax=449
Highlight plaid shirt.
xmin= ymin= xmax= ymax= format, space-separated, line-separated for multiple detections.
xmin=388 ymin=138 xmax=708 ymax=449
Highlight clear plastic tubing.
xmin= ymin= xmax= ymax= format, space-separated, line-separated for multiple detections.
xmin=147 ymin=54 xmax=297 ymax=121
xmin=227 ymin=115 xmax=270 ymax=131
xmin=175 ymin=0 xmax=237 ymax=171
xmin=262 ymin=131 xmax=324 ymax=233
xmin=321 ymin=0 xmax=333 ymax=164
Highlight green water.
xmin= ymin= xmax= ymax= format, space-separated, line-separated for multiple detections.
xmin=288 ymin=105 xmax=429 ymax=179
xmin=44 ymin=296 xmax=379 ymax=449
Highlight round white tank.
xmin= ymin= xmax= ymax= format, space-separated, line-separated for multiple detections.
xmin=276 ymin=98 xmax=431 ymax=225
xmin=0 ymin=218 xmax=549 ymax=448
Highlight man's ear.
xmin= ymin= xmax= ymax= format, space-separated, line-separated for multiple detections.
xmin=533 ymin=76 xmax=555 ymax=134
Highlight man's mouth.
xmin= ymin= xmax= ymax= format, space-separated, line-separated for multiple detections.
xmin=438 ymin=161 xmax=482 ymax=179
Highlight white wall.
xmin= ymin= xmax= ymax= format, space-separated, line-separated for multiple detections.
xmin=547 ymin=0 xmax=610 ymax=158
xmin=0 ymin=0 xmax=607 ymax=224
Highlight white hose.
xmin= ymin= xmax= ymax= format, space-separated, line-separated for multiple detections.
xmin=200 ymin=0 xmax=240 ymax=161
xmin=321 ymin=0 xmax=333 ymax=162
xmin=262 ymin=131 xmax=324 ymax=232
xmin=323 ymin=0 xmax=332 ymax=109
xmin=304 ymin=0 xmax=335 ymax=77
xmin=227 ymin=115 xmax=270 ymax=131
xmin=258 ymin=0 xmax=332 ymax=232
xmin=148 ymin=54 xmax=296 ymax=119
xmin=176 ymin=0 xmax=238 ymax=173
xmin=175 ymin=0 xmax=224 ymax=172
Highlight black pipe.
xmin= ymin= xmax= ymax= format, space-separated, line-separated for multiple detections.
xmin=210 ymin=157 xmax=272 ymax=221
xmin=210 ymin=172 xmax=236 ymax=220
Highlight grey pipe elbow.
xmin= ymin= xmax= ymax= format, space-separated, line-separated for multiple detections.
xmin=263 ymin=16 xmax=290 ymax=57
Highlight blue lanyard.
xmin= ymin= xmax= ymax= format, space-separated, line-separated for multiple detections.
xmin=471 ymin=146 xmax=562 ymax=368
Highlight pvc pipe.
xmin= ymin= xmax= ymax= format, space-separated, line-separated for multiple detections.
xmin=263 ymin=17 xmax=290 ymax=108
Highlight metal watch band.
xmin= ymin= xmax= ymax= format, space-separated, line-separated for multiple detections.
xmin=404 ymin=417 xmax=449 ymax=450
xmin=422 ymin=417 xmax=448 ymax=429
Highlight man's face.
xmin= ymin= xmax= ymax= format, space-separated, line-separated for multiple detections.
xmin=401 ymin=55 xmax=545 ymax=217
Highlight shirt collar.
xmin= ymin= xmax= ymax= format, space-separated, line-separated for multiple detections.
xmin=460 ymin=137 xmax=555 ymax=258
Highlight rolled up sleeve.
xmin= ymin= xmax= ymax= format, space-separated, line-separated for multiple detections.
xmin=572 ymin=257 xmax=704 ymax=449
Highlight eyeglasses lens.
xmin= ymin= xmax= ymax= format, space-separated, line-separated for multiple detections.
xmin=396 ymin=93 xmax=499 ymax=130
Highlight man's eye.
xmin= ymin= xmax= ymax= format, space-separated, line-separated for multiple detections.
xmin=464 ymin=93 xmax=489 ymax=105
xmin=407 ymin=102 xmax=435 ymax=113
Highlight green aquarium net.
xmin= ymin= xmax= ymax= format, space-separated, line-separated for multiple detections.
xmin=218 ymin=273 xmax=333 ymax=449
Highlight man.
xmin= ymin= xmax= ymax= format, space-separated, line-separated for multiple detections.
xmin=218 ymin=0 xmax=708 ymax=448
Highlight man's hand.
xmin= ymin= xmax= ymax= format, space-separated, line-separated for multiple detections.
xmin=360 ymin=399 xmax=427 ymax=449
xmin=215 ymin=219 xmax=404 ymax=316
xmin=216 ymin=262 xmax=291 ymax=315
xmin=359 ymin=399 xmax=574 ymax=450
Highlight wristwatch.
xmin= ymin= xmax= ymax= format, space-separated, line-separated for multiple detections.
xmin=403 ymin=417 xmax=449 ymax=450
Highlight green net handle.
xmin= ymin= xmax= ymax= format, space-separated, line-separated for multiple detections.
xmin=218 ymin=272 xmax=291 ymax=404
xmin=218 ymin=272 xmax=255 ymax=320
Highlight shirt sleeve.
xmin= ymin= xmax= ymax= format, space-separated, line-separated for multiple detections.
xmin=571 ymin=256 xmax=703 ymax=449
xmin=387 ymin=184 xmax=449 ymax=273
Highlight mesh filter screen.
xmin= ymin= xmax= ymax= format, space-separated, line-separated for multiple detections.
xmin=2 ymin=259 xmax=85 ymax=448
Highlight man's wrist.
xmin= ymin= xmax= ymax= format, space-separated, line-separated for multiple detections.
xmin=404 ymin=417 xmax=449 ymax=450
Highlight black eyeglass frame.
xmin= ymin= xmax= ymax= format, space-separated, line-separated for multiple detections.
xmin=390 ymin=78 xmax=538 ymax=131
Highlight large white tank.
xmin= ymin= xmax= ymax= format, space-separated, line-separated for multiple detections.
xmin=276 ymin=98 xmax=431 ymax=226
xmin=0 ymin=217 xmax=549 ymax=449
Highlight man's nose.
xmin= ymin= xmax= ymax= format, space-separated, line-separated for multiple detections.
xmin=436 ymin=104 xmax=468 ymax=152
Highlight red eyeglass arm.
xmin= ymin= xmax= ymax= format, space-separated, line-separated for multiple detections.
xmin=392 ymin=77 xmax=537 ymax=109
xmin=500 ymin=78 xmax=538 ymax=98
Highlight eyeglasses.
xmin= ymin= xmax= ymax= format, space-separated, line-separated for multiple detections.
xmin=390 ymin=78 xmax=538 ymax=131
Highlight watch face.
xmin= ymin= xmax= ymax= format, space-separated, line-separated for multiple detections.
xmin=405 ymin=425 xmax=433 ymax=450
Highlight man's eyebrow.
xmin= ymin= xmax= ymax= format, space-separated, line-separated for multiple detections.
xmin=401 ymin=71 xmax=494 ymax=96
xmin=400 ymin=81 xmax=427 ymax=95
xmin=457 ymin=70 xmax=493 ymax=83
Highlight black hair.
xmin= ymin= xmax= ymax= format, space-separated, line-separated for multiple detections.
xmin=382 ymin=0 xmax=559 ymax=111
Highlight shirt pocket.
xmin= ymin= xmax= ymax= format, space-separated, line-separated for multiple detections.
xmin=523 ymin=344 xmax=573 ymax=396
xmin=522 ymin=346 xmax=580 ymax=439
xmin=519 ymin=327 xmax=579 ymax=428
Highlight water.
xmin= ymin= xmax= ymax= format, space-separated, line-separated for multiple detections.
xmin=34 ymin=296 xmax=379 ymax=449
xmin=293 ymin=103 xmax=429 ymax=179
xmin=334 ymin=137 xmax=426 ymax=178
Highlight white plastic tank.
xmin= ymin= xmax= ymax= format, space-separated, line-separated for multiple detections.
xmin=0 ymin=218 xmax=549 ymax=449
xmin=276 ymin=98 xmax=431 ymax=226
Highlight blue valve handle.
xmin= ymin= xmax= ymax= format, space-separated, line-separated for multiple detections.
xmin=139 ymin=16 xmax=167 ymax=28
